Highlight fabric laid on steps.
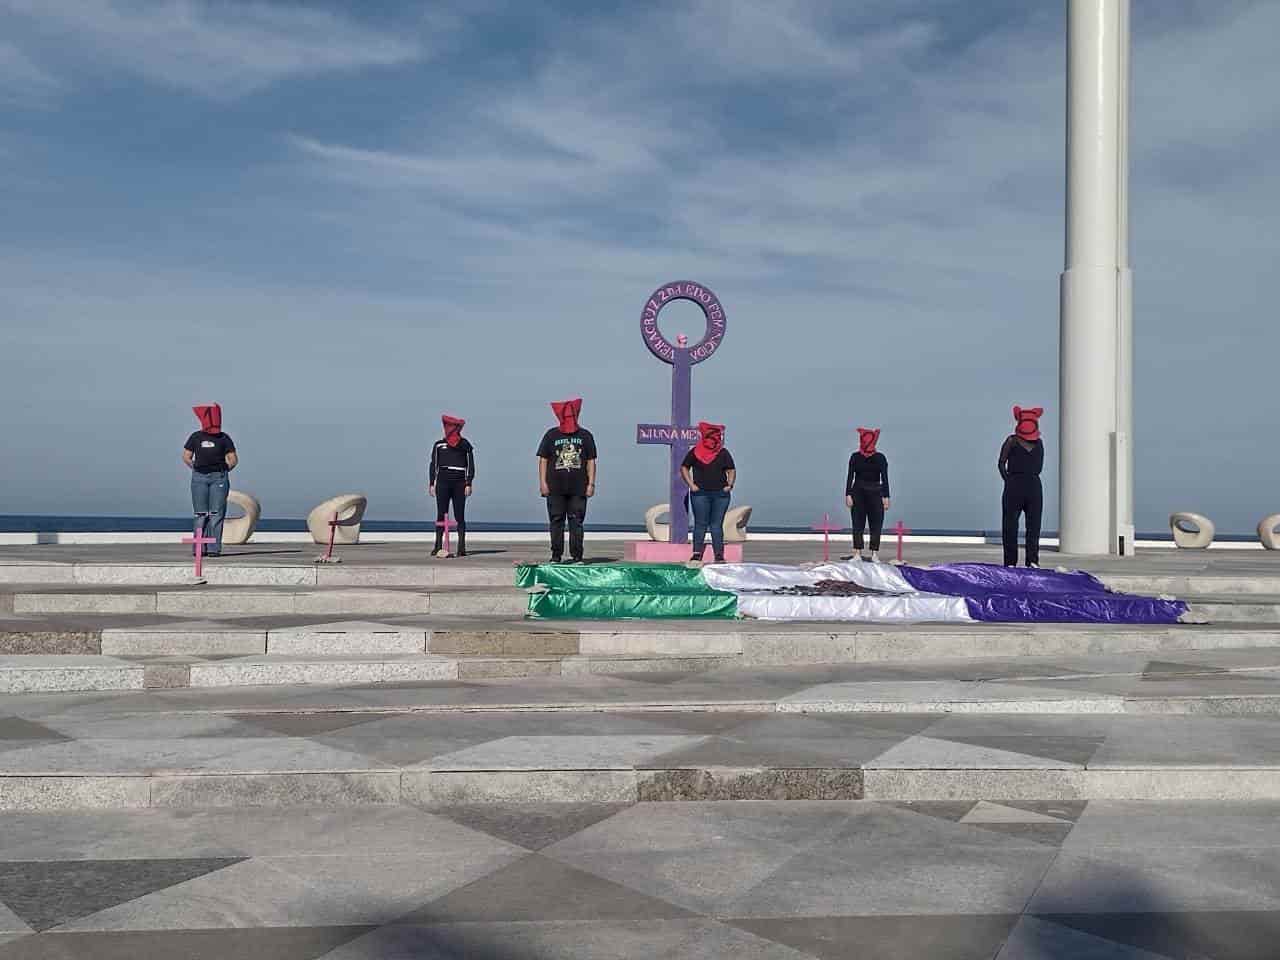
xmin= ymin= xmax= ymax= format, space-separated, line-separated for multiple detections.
xmin=516 ymin=563 xmax=708 ymax=592
xmin=735 ymin=592 xmax=971 ymax=622
xmin=705 ymin=561 xmax=972 ymax=623
xmin=527 ymin=588 xmax=738 ymax=620
xmin=705 ymin=560 xmax=1188 ymax=625
xmin=702 ymin=560 xmax=917 ymax=594
xmin=517 ymin=563 xmax=737 ymax=619
xmin=897 ymin=563 xmax=1189 ymax=624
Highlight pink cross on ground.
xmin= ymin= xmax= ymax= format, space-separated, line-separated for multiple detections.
xmin=435 ymin=515 xmax=454 ymax=557
xmin=317 ymin=511 xmax=342 ymax=564
xmin=182 ymin=514 xmax=216 ymax=580
xmin=811 ymin=512 xmax=841 ymax=563
xmin=893 ymin=519 xmax=912 ymax=563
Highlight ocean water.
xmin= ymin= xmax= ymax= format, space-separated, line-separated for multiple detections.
xmin=0 ymin=514 xmax=1220 ymax=541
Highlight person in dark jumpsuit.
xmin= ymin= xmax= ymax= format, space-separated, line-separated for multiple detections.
xmin=844 ymin=427 xmax=890 ymax=562
xmin=999 ymin=405 xmax=1045 ymax=568
xmin=429 ymin=414 xmax=475 ymax=558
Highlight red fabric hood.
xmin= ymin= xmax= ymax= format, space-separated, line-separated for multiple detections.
xmin=442 ymin=414 xmax=465 ymax=448
xmin=551 ymin=398 xmax=582 ymax=434
xmin=193 ymin=404 xmax=222 ymax=434
xmin=857 ymin=427 xmax=879 ymax=457
xmin=693 ymin=421 xmax=725 ymax=465
xmin=1014 ymin=406 xmax=1043 ymax=441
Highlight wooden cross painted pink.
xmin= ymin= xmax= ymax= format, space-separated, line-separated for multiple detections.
xmin=182 ymin=514 xmax=215 ymax=580
xmin=811 ymin=512 xmax=841 ymax=563
xmin=893 ymin=519 xmax=912 ymax=563
xmin=435 ymin=515 xmax=454 ymax=557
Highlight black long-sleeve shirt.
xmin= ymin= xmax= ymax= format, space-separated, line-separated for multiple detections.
xmin=998 ymin=436 xmax=1044 ymax=481
xmin=846 ymin=452 xmax=890 ymax=499
xmin=429 ymin=438 xmax=475 ymax=485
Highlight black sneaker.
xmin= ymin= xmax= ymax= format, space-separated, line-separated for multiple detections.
xmin=456 ymin=550 xmax=468 ymax=558
xmin=567 ymin=557 xmax=584 ymax=565
xmin=550 ymin=556 xmax=565 ymax=564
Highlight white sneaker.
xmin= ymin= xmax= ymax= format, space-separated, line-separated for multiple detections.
xmin=870 ymin=551 xmax=880 ymax=563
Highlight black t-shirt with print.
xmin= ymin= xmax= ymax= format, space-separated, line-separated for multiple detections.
xmin=537 ymin=428 xmax=597 ymax=497
xmin=185 ymin=432 xmax=236 ymax=474
xmin=682 ymin=448 xmax=735 ymax=492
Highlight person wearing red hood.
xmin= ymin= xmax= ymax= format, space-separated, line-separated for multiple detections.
xmin=428 ymin=415 xmax=475 ymax=558
xmin=680 ymin=422 xmax=735 ymax=566
xmin=844 ymin=428 xmax=890 ymax=561
xmin=182 ymin=404 xmax=237 ymax=557
xmin=999 ymin=406 xmax=1046 ymax=567
xmin=536 ymin=399 xmax=597 ymax=563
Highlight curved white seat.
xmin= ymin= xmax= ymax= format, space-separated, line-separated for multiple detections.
xmin=307 ymin=494 xmax=368 ymax=545
xmin=1170 ymin=511 xmax=1214 ymax=549
xmin=1259 ymin=514 xmax=1280 ymax=551
xmin=222 ymin=490 xmax=261 ymax=545
xmin=644 ymin=503 xmax=753 ymax=543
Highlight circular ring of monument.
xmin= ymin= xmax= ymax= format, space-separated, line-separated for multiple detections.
xmin=1259 ymin=514 xmax=1280 ymax=551
xmin=640 ymin=280 xmax=727 ymax=364
xmin=1169 ymin=511 xmax=1215 ymax=550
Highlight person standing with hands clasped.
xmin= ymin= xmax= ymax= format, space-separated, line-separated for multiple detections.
xmin=537 ymin=398 xmax=597 ymax=564
xmin=182 ymin=404 xmax=237 ymax=558
xmin=681 ymin=421 xmax=735 ymax=567
xmin=429 ymin=414 xmax=474 ymax=558
xmin=844 ymin=427 xmax=890 ymax=562
xmin=999 ymin=405 xmax=1045 ymax=568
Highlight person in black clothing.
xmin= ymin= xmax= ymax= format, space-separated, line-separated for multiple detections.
xmin=536 ymin=398 xmax=597 ymax=563
xmin=844 ymin=427 xmax=890 ymax=562
xmin=999 ymin=405 xmax=1045 ymax=568
xmin=182 ymin=404 xmax=237 ymax=557
xmin=680 ymin=421 xmax=736 ymax=566
xmin=429 ymin=414 xmax=475 ymax=558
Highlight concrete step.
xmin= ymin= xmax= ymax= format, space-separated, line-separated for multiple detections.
xmin=0 ymin=560 xmax=514 ymax=587
xmin=4 ymin=586 xmax=528 ymax=617
xmin=9 ymin=619 xmax=1280 ymax=663
xmin=5 ymin=705 xmax=1280 ymax=809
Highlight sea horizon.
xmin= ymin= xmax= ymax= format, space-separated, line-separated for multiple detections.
xmin=0 ymin=514 xmax=1256 ymax=542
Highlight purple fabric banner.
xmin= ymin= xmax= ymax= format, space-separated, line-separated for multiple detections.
xmin=898 ymin=563 xmax=1188 ymax=624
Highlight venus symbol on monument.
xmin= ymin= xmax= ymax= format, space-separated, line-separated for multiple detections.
xmin=634 ymin=281 xmax=727 ymax=546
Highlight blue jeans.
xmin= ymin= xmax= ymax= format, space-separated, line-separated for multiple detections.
xmin=190 ymin=471 xmax=229 ymax=555
xmin=690 ymin=491 xmax=731 ymax=560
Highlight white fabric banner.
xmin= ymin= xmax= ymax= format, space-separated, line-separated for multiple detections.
xmin=735 ymin=593 xmax=973 ymax=622
xmin=703 ymin=560 xmax=917 ymax=594
xmin=704 ymin=560 xmax=974 ymax=623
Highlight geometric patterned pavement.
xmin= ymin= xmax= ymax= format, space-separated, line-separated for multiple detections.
xmin=2 ymin=798 xmax=1280 ymax=958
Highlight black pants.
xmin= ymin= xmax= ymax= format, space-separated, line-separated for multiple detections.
xmin=1002 ymin=476 xmax=1042 ymax=566
xmin=434 ymin=479 xmax=467 ymax=553
xmin=850 ymin=487 xmax=884 ymax=552
xmin=547 ymin=493 xmax=587 ymax=560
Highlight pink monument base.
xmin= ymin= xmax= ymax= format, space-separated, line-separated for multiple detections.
xmin=625 ymin=541 xmax=744 ymax=563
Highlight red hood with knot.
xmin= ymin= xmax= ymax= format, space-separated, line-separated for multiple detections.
xmin=442 ymin=414 xmax=465 ymax=448
xmin=551 ymin=398 xmax=582 ymax=434
xmin=1014 ymin=406 xmax=1043 ymax=441
xmin=857 ymin=427 xmax=880 ymax=457
xmin=193 ymin=404 xmax=222 ymax=434
xmin=693 ymin=421 xmax=725 ymax=465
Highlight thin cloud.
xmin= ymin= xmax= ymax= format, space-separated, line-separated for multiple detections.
xmin=0 ymin=40 xmax=61 ymax=106
xmin=0 ymin=0 xmax=425 ymax=99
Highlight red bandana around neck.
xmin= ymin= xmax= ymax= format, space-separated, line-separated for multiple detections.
xmin=1014 ymin=406 xmax=1043 ymax=441
xmin=857 ymin=427 xmax=880 ymax=457
xmin=551 ymin=398 xmax=582 ymax=434
xmin=193 ymin=404 xmax=222 ymax=434
xmin=693 ymin=421 xmax=725 ymax=465
xmin=442 ymin=414 xmax=465 ymax=448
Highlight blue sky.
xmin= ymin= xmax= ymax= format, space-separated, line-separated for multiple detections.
xmin=2 ymin=0 xmax=1277 ymax=533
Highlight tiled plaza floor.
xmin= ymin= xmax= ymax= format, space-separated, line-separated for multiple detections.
xmin=1 ymin=798 xmax=1279 ymax=958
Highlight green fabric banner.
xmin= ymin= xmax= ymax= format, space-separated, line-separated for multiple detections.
xmin=516 ymin=563 xmax=737 ymax=619
xmin=515 ymin=563 xmax=710 ymax=592
xmin=527 ymin=589 xmax=738 ymax=620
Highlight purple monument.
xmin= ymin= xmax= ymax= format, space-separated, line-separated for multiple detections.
xmin=632 ymin=280 xmax=728 ymax=553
